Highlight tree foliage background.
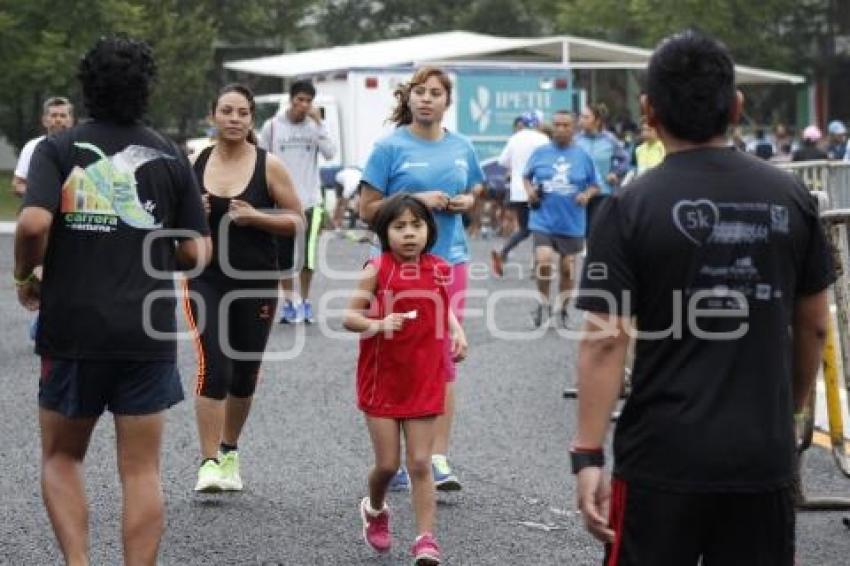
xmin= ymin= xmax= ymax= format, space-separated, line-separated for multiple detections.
xmin=0 ymin=0 xmax=839 ymax=149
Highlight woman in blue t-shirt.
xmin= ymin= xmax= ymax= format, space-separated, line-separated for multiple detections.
xmin=576 ymin=102 xmax=629 ymax=234
xmin=360 ymin=66 xmax=484 ymax=497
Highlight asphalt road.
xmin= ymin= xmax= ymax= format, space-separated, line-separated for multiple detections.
xmin=1 ymin=232 xmax=849 ymax=565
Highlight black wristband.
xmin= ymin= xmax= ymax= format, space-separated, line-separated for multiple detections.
xmin=570 ymin=449 xmax=605 ymax=474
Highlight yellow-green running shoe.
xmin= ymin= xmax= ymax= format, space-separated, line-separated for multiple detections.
xmin=218 ymin=451 xmax=243 ymax=491
xmin=194 ymin=459 xmax=225 ymax=493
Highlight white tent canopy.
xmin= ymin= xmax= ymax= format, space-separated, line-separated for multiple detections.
xmin=224 ymin=30 xmax=804 ymax=86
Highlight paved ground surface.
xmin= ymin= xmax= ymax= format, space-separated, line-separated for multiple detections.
xmin=1 ymin=232 xmax=850 ymax=565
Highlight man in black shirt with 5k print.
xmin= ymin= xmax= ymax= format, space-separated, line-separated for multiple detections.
xmin=572 ymin=31 xmax=835 ymax=566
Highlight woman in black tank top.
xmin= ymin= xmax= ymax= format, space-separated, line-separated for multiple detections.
xmin=194 ymin=145 xmax=279 ymax=274
xmin=184 ymin=84 xmax=303 ymax=493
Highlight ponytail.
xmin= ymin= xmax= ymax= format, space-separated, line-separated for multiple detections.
xmin=390 ymin=82 xmax=414 ymax=126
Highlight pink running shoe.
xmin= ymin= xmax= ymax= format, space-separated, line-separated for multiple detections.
xmin=411 ymin=533 xmax=441 ymax=565
xmin=359 ymin=497 xmax=391 ymax=553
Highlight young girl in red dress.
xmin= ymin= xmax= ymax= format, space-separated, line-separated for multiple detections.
xmin=344 ymin=194 xmax=467 ymax=565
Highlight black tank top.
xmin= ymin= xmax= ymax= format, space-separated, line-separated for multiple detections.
xmin=193 ymin=145 xmax=277 ymax=276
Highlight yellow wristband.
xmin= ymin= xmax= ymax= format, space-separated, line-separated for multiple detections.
xmin=13 ymin=272 xmax=37 ymax=287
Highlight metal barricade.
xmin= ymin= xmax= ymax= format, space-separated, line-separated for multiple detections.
xmin=782 ymin=161 xmax=850 ymax=509
xmin=776 ymin=160 xmax=850 ymax=210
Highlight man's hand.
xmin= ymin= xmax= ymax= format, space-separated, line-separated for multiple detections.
xmin=576 ymin=467 xmax=615 ymax=543
xmin=16 ymin=276 xmax=41 ymax=311
xmin=307 ymin=107 xmax=323 ymax=124
xmin=576 ymin=192 xmax=592 ymax=207
xmin=201 ymin=193 xmax=211 ymax=217
xmin=606 ymin=173 xmax=619 ymax=187
xmin=527 ymin=186 xmax=541 ymax=206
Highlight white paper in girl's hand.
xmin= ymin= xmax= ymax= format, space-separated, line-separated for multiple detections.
xmin=402 ymin=310 xmax=418 ymax=320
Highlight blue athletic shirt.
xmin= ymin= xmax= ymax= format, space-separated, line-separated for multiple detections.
xmin=524 ymin=142 xmax=600 ymax=237
xmin=362 ymin=127 xmax=484 ymax=264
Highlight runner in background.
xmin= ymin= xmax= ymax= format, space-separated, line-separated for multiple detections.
xmin=259 ymin=80 xmax=336 ymax=324
xmin=491 ymin=111 xmax=549 ymax=277
xmin=633 ymin=119 xmax=665 ymax=176
xmin=360 ymin=66 xmax=484 ymax=492
xmin=793 ymin=126 xmax=827 ymax=162
xmin=826 ymin=120 xmax=847 ymax=160
xmin=12 ymin=97 xmax=74 ymax=197
xmin=188 ymin=84 xmax=303 ymax=493
xmin=14 ymin=36 xmax=211 ymax=565
xmin=12 ymin=96 xmax=75 ymax=341
xmin=523 ymin=110 xmax=599 ymax=328
xmin=575 ymin=102 xmax=629 ymax=232
xmin=334 ymin=166 xmax=363 ymax=232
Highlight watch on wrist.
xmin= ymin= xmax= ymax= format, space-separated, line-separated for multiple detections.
xmin=570 ymin=447 xmax=605 ymax=474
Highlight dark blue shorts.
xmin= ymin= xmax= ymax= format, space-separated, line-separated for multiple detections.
xmin=39 ymin=357 xmax=184 ymax=418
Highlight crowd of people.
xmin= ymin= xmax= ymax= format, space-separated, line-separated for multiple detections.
xmin=8 ymin=29 xmax=841 ymax=566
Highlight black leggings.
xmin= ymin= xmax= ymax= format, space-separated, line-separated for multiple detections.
xmin=184 ymin=273 xmax=277 ymax=400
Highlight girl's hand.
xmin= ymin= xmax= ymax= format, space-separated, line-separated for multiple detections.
xmin=378 ymin=313 xmax=406 ymax=333
xmin=201 ymin=193 xmax=211 ymax=217
xmin=229 ymin=199 xmax=258 ymax=226
xmin=451 ymin=327 xmax=468 ymax=362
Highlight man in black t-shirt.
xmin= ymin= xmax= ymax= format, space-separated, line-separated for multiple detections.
xmin=570 ymin=31 xmax=834 ymax=565
xmin=13 ymin=37 xmax=211 ymax=565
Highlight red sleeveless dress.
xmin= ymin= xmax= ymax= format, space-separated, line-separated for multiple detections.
xmin=356 ymin=252 xmax=451 ymax=418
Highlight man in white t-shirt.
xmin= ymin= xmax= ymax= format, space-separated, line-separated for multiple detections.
xmin=12 ymin=97 xmax=74 ymax=197
xmin=333 ymin=166 xmax=362 ymax=230
xmin=491 ymin=112 xmax=549 ymax=277
xmin=13 ymin=96 xmax=73 ymax=342
xmin=259 ymin=80 xmax=336 ymax=324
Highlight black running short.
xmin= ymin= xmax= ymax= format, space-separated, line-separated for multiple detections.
xmin=603 ymin=478 xmax=795 ymax=566
xmin=532 ymin=231 xmax=585 ymax=256
xmin=39 ymin=357 xmax=183 ymax=418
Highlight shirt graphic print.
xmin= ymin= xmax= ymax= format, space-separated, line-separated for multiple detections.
xmin=61 ymin=143 xmax=172 ymax=233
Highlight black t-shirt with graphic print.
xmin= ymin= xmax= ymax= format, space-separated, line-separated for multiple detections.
xmin=576 ymin=147 xmax=835 ymax=492
xmin=24 ymin=121 xmax=209 ymax=361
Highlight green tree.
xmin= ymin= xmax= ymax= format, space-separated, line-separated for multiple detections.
xmin=0 ymin=0 xmax=314 ymax=149
xmin=555 ymin=0 xmax=830 ymax=74
xmin=0 ymin=0 xmax=144 ymax=149
xmin=138 ymin=1 xmax=217 ymax=140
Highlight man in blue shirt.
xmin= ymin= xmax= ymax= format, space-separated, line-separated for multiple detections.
xmin=524 ymin=110 xmax=600 ymax=328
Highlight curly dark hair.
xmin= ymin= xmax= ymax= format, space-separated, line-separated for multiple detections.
xmin=647 ymin=30 xmax=735 ymax=143
xmin=78 ymin=35 xmax=156 ymax=124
